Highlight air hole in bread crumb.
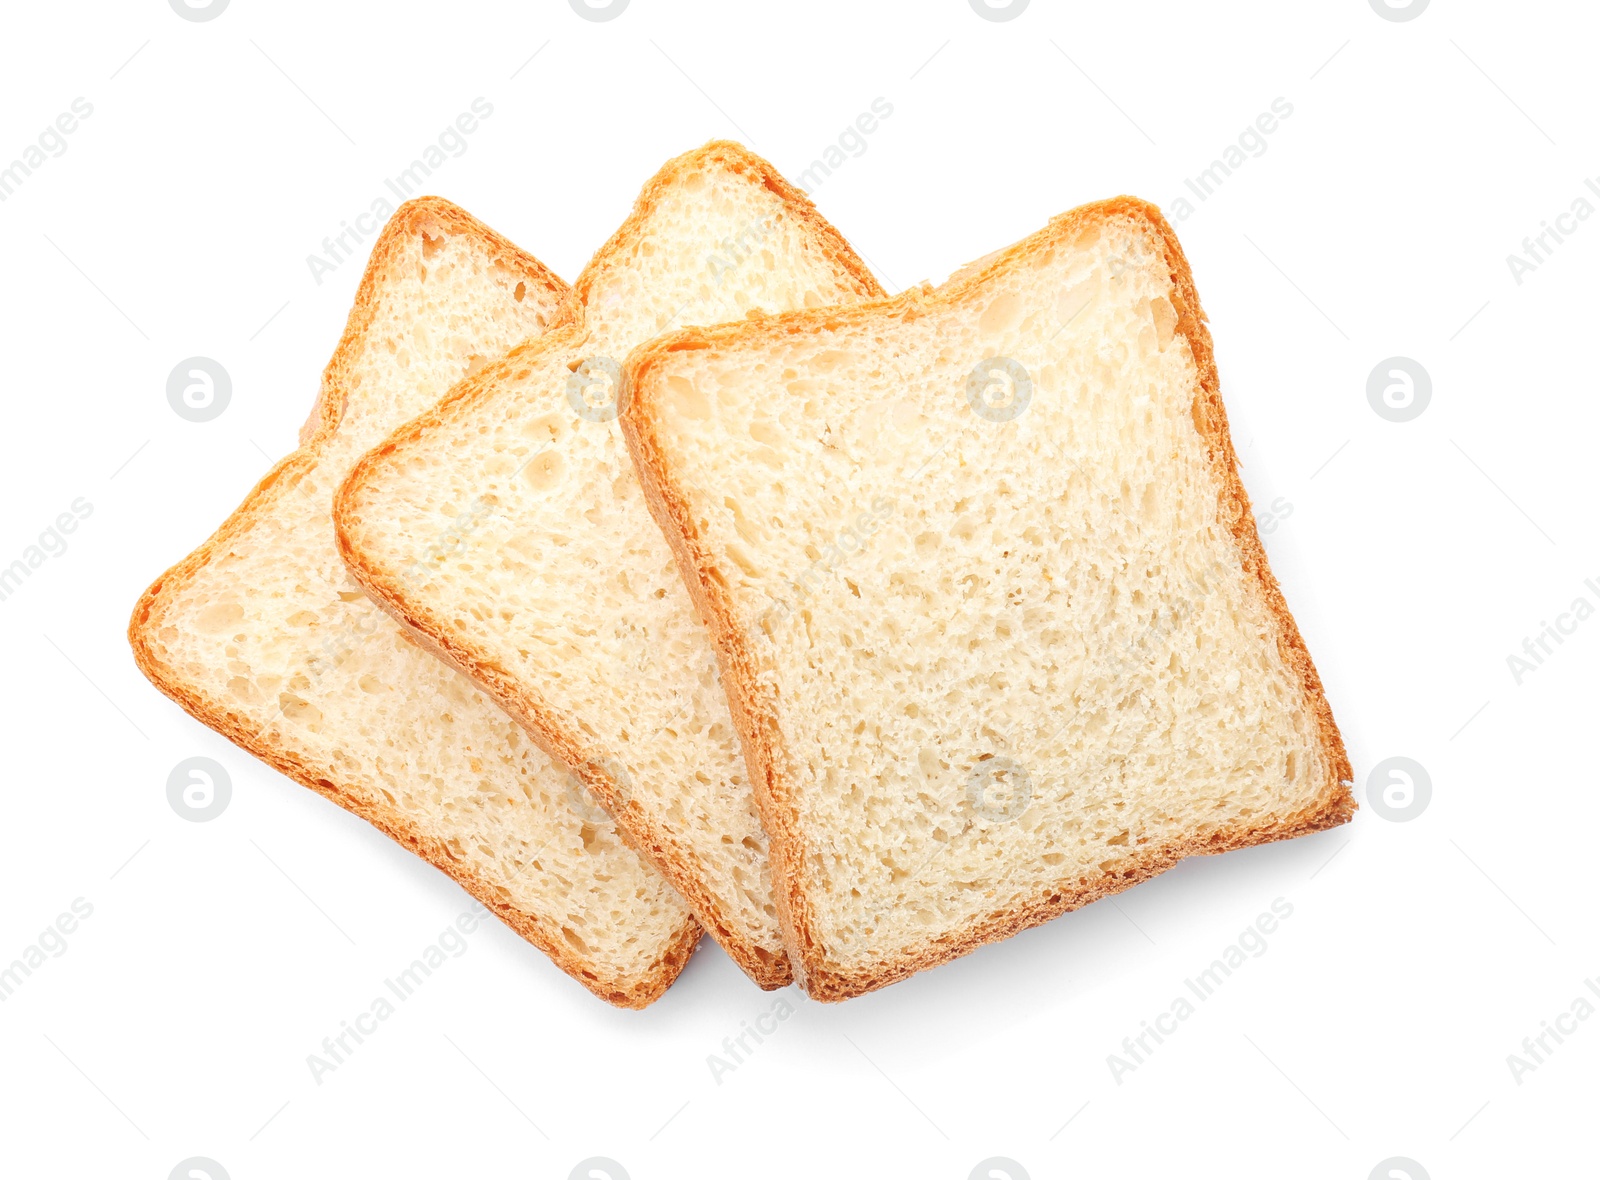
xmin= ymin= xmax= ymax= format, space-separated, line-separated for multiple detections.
xmin=523 ymin=451 xmax=564 ymax=490
xmin=513 ymin=281 xmax=526 ymax=302
xmin=196 ymin=602 xmax=244 ymax=632
xmin=278 ymin=693 xmax=319 ymax=724
xmin=562 ymin=927 xmax=592 ymax=954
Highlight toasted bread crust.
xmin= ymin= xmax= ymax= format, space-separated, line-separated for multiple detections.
xmin=621 ymin=196 xmax=1355 ymax=1000
xmin=127 ymin=197 xmax=701 ymax=1009
xmin=333 ymin=143 xmax=884 ymax=989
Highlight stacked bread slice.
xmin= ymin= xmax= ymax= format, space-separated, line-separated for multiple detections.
xmin=131 ymin=144 xmax=1352 ymax=1006
xmin=621 ymin=198 xmax=1354 ymax=998
xmin=129 ymin=198 xmax=698 ymax=1006
xmin=334 ymin=144 xmax=882 ymax=989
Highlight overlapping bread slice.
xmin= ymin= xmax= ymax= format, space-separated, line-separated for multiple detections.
xmin=621 ymin=197 xmax=1355 ymax=1000
xmin=334 ymin=143 xmax=883 ymax=986
xmin=129 ymin=199 xmax=699 ymax=1008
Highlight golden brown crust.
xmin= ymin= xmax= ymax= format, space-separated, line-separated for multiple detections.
xmin=127 ymin=197 xmax=701 ymax=1009
xmin=573 ymin=139 xmax=884 ymax=316
xmin=333 ymin=142 xmax=884 ymax=990
xmin=620 ymin=196 xmax=1355 ymax=1001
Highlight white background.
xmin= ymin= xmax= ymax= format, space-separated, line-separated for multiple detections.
xmin=1 ymin=1 xmax=1594 ymax=1177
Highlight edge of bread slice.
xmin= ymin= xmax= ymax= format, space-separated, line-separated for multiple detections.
xmin=333 ymin=142 xmax=884 ymax=988
xmin=129 ymin=198 xmax=701 ymax=1008
xmin=620 ymin=196 xmax=1354 ymax=1000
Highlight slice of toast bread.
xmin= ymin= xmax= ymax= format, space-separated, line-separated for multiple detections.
xmin=129 ymin=199 xmax=700 ymax=1008
xmin=334 ymin=143 xmax=884 ymax=987
xmin=621 ymin=197 xmax=1355 ymax=1000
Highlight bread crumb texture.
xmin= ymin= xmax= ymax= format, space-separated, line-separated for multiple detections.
xmin=132 ymin=200 xmax=697 ymax=1006
xmin=629 ymin=202 xmax=1352 ymax=995
xmin=337 ymin=145 xmax=883 ymax=986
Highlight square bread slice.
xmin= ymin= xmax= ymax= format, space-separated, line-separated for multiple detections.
xmin=621 ymin=197 xmax=1355 ymax=1000
xmin=334 ymin=143 xmax=883 ymax=987
xmin=129 ymin=198 xmax=699 ymax=1008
